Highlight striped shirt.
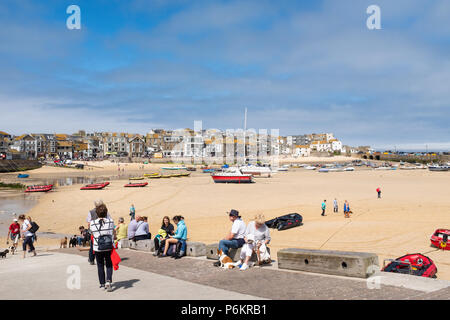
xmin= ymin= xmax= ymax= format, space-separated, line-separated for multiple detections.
xmin=89 ymin=218 xmax=115 ymax=252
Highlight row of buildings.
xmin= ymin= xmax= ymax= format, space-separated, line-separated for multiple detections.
xmin=0 ymin=129 xmax=360 ymax=161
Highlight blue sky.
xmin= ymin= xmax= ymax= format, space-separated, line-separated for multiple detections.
xmin=0 ymin=0 xmax=449 ymax=150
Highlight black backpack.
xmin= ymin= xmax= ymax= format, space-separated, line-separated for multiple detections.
xmin=29 ymin=221 xmax=40 ymax=233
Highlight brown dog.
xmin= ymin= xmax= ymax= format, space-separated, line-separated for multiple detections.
xmin=60 ymin=237 xmax=68 ymax=248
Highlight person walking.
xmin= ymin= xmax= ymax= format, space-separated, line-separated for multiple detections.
xmin=7 ymin=218 xmax=21 ymax=254
xmin=344 ymin=200 xmax=350 ymax=218
xmin=89 ymin=203 xmax=116 ymax=292
xmin=18 ymin=214 xmax=36 ymax=258
xmin=377 ymin=187 xmax=381 ymax=199
xmin=321 ymin=200 xmax=327 ymax=216
xmin=87 ymin=200 xmax=111 ymax=265
xmin=333 ymin=198 xmax=338 ymax=213
xmin=129 ymin=204 xmax=135 ymax=221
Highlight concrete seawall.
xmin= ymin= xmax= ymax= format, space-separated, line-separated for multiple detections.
xmin=0 ymin=160 xmax=42 ymax=173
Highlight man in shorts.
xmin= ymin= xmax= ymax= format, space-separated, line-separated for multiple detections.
xmin=7 ymin=218 xmax=20 ymax=254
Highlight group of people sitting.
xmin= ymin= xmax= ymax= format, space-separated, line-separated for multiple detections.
xmin=216 ymin=209 xmax=272 ymax=271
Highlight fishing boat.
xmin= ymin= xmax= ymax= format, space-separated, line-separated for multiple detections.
xmin=169 ymin=173 xmax=182 ymax=177
xmin=211 ymin=167 xmax=253 ymax=183
xmin=179 ymin=172 xmax=191 ymax=177
xmin=382 ymin=253 xmax=437 ymax=278
xmin=18 ymin=174 xmax=29 ymax=178
xmin=129 ymin=177 xmax=145 ymax=180
xmin=328 ymin=167 xmax=345 ymax=172
xmin=186 ymin=167 xmax=196 ymax=171
xmin=375 ymin=166 xmax=396 ymax=170
xmin=318 ymin=168 xmax=329 ymax=173
xmin=203 ymin=168 xmax=215 ymax=173
xmin=430 ymin=229 xmax=450 ymax=250
xmin=276 ymin=167 xmax=289 ymax=172
xmin=305 ymin=166 xmax=317 ymax=170
xmin=25 ymin=185 xmax=53 ymax=193
xmin=124 ymin=182 xmax=148 ymax=187
xmin=344 ymin=167 xmax=355 ymax=171
xmin=161 ymin=166 xmax=186 ymax=170
xmin=160 ymin=174 xmax=172 ymax=178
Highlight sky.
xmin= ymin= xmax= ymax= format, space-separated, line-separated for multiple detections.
xmin=0 ymin=0 xmax=449 ymax=151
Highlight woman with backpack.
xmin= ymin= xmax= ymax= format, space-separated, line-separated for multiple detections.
xmin=89 ymin=204 xmax=116 ymax=292
xmin=18 ymin=214 xmax=36 ymax=258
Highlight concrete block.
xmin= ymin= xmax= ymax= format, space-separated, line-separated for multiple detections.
xmin=277 ymin=248 xmax=379 ymax=279
xmin=134 ymin=239 xmax=154 ymax=252
xmin=129 ymin=240 xmax=137 ymax=249
xmin=206 ymin=243 xmax=219 ymax=260
xmin=118 ymin=239 xmax=129 ymax=249
xmin=186 ymin=241 xmax=206 ymax=257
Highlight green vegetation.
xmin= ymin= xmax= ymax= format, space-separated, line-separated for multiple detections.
xmin=0 ymin=182 xmax=25 ymax=189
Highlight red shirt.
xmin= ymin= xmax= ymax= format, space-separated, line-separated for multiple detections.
xmin=9 ymin=223 xmax=20 ymax=234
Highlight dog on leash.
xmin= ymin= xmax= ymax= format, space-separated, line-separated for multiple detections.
xmin=217 ymin=249 xmax=240 ymax=269
xmin=69 ymin=235 xmax=77 ymax=248
xmin=60 ymin=237 xmax=68 ymax=248
xmin=9 ymin=246 xmax=16 ymax=255
xmin=0 ymin=249 xmax=9 ymax=258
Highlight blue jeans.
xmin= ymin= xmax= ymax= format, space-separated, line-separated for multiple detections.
xmin=219 ymin=239 xmax=244 ymax=255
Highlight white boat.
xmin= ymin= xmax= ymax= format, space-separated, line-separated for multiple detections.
xmin=318 ymin=168 xmax=329 ymax=173
xmin=277 ymin=167 xmax=289 ymax=172
xmin=399 ymin=166 xmax=416 ymax=170
xmin=344 ymin=167 xmax=355 ymax=171
xmin=328 ymin=167 xmax=344 ymax=172
xmin=305 ymin=166 xmax=317 ymax=170
xmin=239 ymin=165 xmax=274 ymax=176
xmin=374 ymin=166 xmax=396 ymax=170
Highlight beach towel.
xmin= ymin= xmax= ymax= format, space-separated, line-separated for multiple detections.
xmin=111 ymin=248 xmax=121 ymax=271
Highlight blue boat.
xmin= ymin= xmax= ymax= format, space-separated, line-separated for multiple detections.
xmin=18 ymin=174 xmax=29 ymax=178
xmin=203 ymin=169 xmax=215 ymax=173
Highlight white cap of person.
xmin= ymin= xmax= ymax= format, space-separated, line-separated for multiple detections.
xmin=13 ymin=218 xmax=18 ymax=222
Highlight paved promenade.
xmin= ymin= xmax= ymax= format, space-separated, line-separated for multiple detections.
xmin=0 ymin=248 xmax=449 ymax=300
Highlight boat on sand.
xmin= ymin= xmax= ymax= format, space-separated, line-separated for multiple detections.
xmin=211 ymin=167 xmax=253 ymax=183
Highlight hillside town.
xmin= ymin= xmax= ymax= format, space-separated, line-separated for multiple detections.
xmin=0 ymin=129 xmax=366 ymax=161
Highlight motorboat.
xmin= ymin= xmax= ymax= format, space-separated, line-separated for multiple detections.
xmin=17 ymin=174 xmax=29 ymax=178
xmin=25 ymin=184 xmax=53 ymax=193
xmin=129 ymin=177 xmax=145 ymax=180
xmin=124 ymin=182 xmax=148 ymax=187
xmin=211 ymin=167 xmax=253 ymax=183
xmin=239 ymin=165 xmax=274 ymax=176
xmin=318 ymin=168 xmax=329 ymax=173
xmin=430 ymin=229 xmax=450 ymax=250
xmin=80 ymin=183 xmax=108 ymax=190
xmin=428 ymin=165 xmax=450 ymax=172
xmin=344 ymin=167 xmax=355 ymax=171
xmin=146 ymin=174 xmax=161 ymax=179
xmin=375 ymin=166 xmax=396 ymax=170
xmin=382 ymin=253 xmax=437 ymax=278
xmin=305 ymin=166 xmax=317 ymax=170
xmin=144 ymin=173 xmax=160 ymax=177
xmin=161 ymin=166 xmax=187 ymax=170
xmin=203 ymin=168 xmax=215 ymax=173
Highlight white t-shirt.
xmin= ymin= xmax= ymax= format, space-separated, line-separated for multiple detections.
xmin=89 ymin=218 xmax=115 ymax=252
xmin=245 ymin=221 xmax=271 ymax=243
xmin=22 ymin=219 xmax=33 ymax=237
xmin=231 ymin=218 xmax=246 ymax=239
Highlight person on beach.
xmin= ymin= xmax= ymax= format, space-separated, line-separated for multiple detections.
xmin=79 ymin=226 xmax=90 ymax=246
xmin=87 ymin=200 xmax=111 ymax=265
xmin=377 ymin=187 xmax=381 ymax=199
xmin=153 ymin=216 xmax=175 ymax=256
xmin=134 ymin=216 xmax=151 ymax=241
xmin=321 ymin=200 xmax=327 ymax=216
xmin=159 ymin=215 xmax=187 ymax=259
xmin=214 ymin=209 xmax=246 ymax=266
xmin=18 ymin=214 xmax=36 ymax=258
xmin=237 ymin=214 xmax=271 ymax=271
xmin=89 ymin=203 xmax=116 ymax=292
xmin=127 ymin=215 xmax=139 ymax=241
xmin=333 ymin=198 xmax=338 ymax=213
xmin=114 ymin=217 xmax=128 ymax=246
xmin=129 ymin=204 xmax=135 ymax=221
xmin=7 ymin=218 xmax=20 ymax=254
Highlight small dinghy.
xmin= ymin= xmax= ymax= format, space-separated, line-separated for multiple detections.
xmin=430 ymin=229 xmax=450 ymax=250
xmin=186 ymin=167 xmax=197 ymax=171
xmin=305 ymin=166 xmax=316 ymax=170
xmin=265 ymin=213 xmax=303 ymax=231
xmin=146 ymin=174 xmax=161 ymax=179
xmin=25 ymin=184 xmax=53 ymax=193
xmin=129 ymin=177 xmax=144 ymax=180
xmin=318 ymin=168 xmax=329 ymax=173
xmin=382 ymin=253 xmax=437 ymax=278
xmin=144 ymin=173 xmax=160 ymax=177
xmin=124 ymin=182 xmax=148 ymax=187
xmin=80 ymin=182 xmax=108 ymax=190
xmin=18 ymin=174 xmax=29 ymax=178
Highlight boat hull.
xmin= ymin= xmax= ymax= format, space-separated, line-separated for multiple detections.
xmin=211 ymin=175 xmax=253 ymax=183
xmin=124 ymin=182 xmax=148 ymax=187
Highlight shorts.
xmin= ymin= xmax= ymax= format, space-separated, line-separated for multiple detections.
xmin=10 ymin=233 xmax=20 ymax=244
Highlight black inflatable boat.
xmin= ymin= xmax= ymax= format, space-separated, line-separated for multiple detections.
xmin=265 ymin=213 xmax=303 ymax=231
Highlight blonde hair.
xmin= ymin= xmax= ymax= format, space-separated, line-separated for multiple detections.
xmin=254 ymin=214 xmax=265 ymax=225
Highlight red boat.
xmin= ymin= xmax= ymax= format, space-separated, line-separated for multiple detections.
xmin=430 ymin=229 xmax=450 ymax=250
xmin=25 ymin=185 xmax=53 ymax=193
xmin=124 ymin=182 xmax=148 ymax=187
xmin=383 ymin=253 xmax=437 ymax=278
xmin=211 ymin=167 xmax=253 ymax=184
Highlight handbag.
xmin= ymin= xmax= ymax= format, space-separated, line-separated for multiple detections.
xmin=97 ymin=219 xmax=113 ymax=251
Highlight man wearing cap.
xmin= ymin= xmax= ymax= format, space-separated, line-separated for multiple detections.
xmin=7 ymin=218 xmax=21 ymax=254
xmin=215 ymin=210 xmax=246 ymax=265
xmin=87 ymin=200 xmax=111 ymax=265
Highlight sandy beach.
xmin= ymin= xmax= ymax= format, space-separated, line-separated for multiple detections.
xmin=1 ymin=160 xmax=450 ymax=279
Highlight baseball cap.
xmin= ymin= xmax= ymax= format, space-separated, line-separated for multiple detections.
xmin=13 ymin=218 xmax=18 ymax=222
xmin=228 ymin=209 xmax=240 ymax=217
